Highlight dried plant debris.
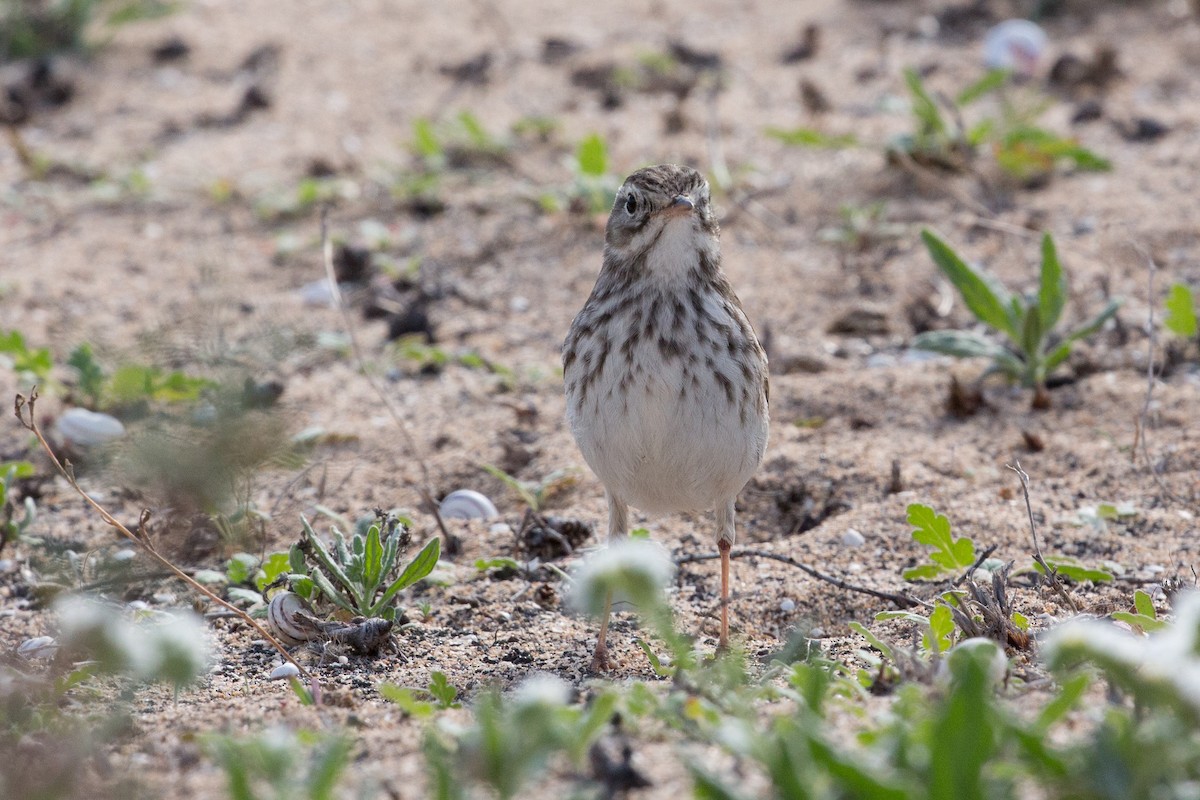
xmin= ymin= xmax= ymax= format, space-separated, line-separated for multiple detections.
xmin=946 ymin=375 xmax=987 ymax=418
xmin=517 ymin=510 xmax=593 ymax=560
xmin=781 ymin=23 xmax=821 ymax=63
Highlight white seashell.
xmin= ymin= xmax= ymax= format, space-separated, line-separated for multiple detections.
xmin=439 ymin=489 xmax=498 ymax=520
xmin=841 ymin=529 xmax=866 ymax=548
xmin=18 ymin=635 xmax=58 ymax=659
xmin=779 ymin=598 xmax=796 ymax=613
xmin=266 ymin=591 xmax=318 ymax=646
xmin=270 ymin=662 xmax=301 ymax=680
xmin=299 ymin=278 xmax=336 ymax=307
xmin=56 ymin=408 xmax=126 ymax=448
xmin=983 ymin=19 xmax=1047 ymax=76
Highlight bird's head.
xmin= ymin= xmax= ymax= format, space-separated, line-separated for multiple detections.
xmin=604 ymin=164 xmax=718 ymax=259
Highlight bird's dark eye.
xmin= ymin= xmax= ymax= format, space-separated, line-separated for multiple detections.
xmin=624 ymin=194 xmax=638 ymax=215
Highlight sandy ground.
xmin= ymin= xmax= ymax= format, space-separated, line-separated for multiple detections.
xmin=2 ymin=0 xmax=1199 ymax=796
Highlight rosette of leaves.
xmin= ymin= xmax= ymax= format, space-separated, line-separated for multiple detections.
xmin=295 ymin=514 xmax=439 ymax=620
xmin=913 ymin=229 xmax=1121 ymax=409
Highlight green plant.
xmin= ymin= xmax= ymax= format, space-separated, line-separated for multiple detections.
xmin=296 ymin=513 xmax=439 ymax=619
xmin=912 ymin=229 xmax=1121 ymax=408
xmin=205 ymin=727 xmax=353 ymax=800
xmin=480 ymin=464 xmax=574 ymax=512
xmin=901 ymin=503 xmax=976 ymax=581
xmin=889 ymin=68 xmax=1109 ymax=181
xmin=817 ymin=201 xmax=908 ymax=251
xmin=380 ymin=671 xmax=463 ymax=718
xmin=1111 ymin=589 xmax=1167 ymax=634
xmin=0 ymin=0 xmax=177 ymax=63
xmin=570 ymin=133 xmax=621 ymax=213
xmin=1165 ymin=283 xmax=1197 ymax=340
xmin=0 ymin=461 xmax=37 ymax=555
xmin=0 ymin=329 xmax=55 ymax=388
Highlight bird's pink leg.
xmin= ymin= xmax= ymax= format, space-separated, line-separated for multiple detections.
xmin=716 ymin=500 xmax=736 ymax=653
xmin=590 ymin=492 xmax=628 ymax=672
xmin=718 ymin=539 xmax=731 ymax=652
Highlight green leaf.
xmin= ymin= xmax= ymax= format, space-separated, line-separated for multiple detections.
xmin=475 ymin=556 xmax=521 ymax=572
xmin=481 ymin=463 xmax=539 ymax=510
xmin=926 ymin=604 xmax=955 ymax=653
xmin=371 ymin=537 xmax=441 ymax=615
xmin=1035 ymin=672 xmax=1089 ymax=734
xmin=1037 ymin=234 xmax=1067 ymax=336
xmin=380 ymin=683 xmax=435 ymax=717
xmin=428 ymin=671 xmax=460 ymax=708
xmin=910 ymin=330 xmax=1023 ymax=376
xmin=67 ymin=344 xmax=106 ymax=405
xmin=1044 ymin=298 xmax=1122 ymax=371
xmin=764 ymin=127 xmax=857 ymax=149
xmin=363 ymin=523 xmax=384 ymax=594
xmin=637 ymin=639 xmax=673 ymax=677
xmin=1035 ymin=557 xmax=1113 ymax=584
xmin=412 ymin=118 xmax=443 ymax=160
xmin=300 ymin=517 xmax=359 ymax=604
xmin=309 ymin=567 xmax=359 ymax=615
xmin=921 ymin=230 xmax=1017 ymax=338
xmin=905 ymin=503 xmax=975 ymax=580
xmin=904 ymin=68 xmax=947 ymax=138
xmin=1165 ymin=283 xmax=1198 ymax=338
xmin=955 ymin=68 xmax=1009 ymax=106
xmin=902 ymin=564 xmax=946 ymax=581
xmin=1111 ymin=610 xmax=1167 ymax=633
xmin=576 ymin=133 xmax=608 ymax=178
xmin=256 ymin=551 xmax=292 ymax=592
xmin=848 ymin=621 xmax=895 ymax=662
xmin=225 ymin=552 xmax=259 ymax=585
xmin=1133 ymin=590 xmax=1156 ymax=619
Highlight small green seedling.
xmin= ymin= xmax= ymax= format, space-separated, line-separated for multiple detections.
xmin=0 ymin=461 xmax=37 ymax=555
xmin=1111 ymin=590 xmax=1167 ymax=634
xmin=571 ymin=133 xmax=621 ymax=214
xmin=481 ymin=464 xmax=575 ymax=512
xmin=205 ymin=728 xmax=352 ymax=800
xmin=887 ymin=68 xmax=1109 ymax=182
xmin=902 ymin=503 xmax=976 ymax=581
xmin=297 ymin=513 xmax=439 ymax=619
xmin=1165 ymin=283 xmax=1197 ymax=339
xmin=380 ymin=671 xmax=462 ymax=718
xmin=0 ymin=330 xmax=55 ymax=388
xmin=876 ymin=603 xmax=957 ymax=655
xmin=912 ymin=229 xmax=1121 ymax=408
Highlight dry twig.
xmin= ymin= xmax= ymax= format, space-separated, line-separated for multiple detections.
xmin=1006 ymin=460 xmax=1078 ymax=613
xmin=14 ymin=388 xmax=313 ymax=680
xmin=675 ymin=547 xmax=921 ymax=608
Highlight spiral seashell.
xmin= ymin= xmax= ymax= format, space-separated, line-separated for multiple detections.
xmin=266 ymin=591 xmax=319 ymax=646
xmin=439 ymin=489 xmax=498 ymax=520
xmin=56 ymin=408 xmax=126 ymax=448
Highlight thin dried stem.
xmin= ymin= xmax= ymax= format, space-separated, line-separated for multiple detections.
xmin=15 ymin=388 xmax=313 ymax=679
xmin=675 ymin=547 xmax=921 ymax=608
xmin=318 ymin=209 xmax=455 ymax=551
xmin=1006 ymin=460 xmax=1078 ymax=613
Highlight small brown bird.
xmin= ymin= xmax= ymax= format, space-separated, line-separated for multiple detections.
xmin=563 ymin=164 xmax=769 ymax=671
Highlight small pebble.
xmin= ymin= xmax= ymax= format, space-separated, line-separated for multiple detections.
xmin=780 ymin=598 xmax=796 ymax=613
xmin=842 ymin=529 xmax=866 ymax=547
xmin=270 ymin=662 xmax=301 ymax=680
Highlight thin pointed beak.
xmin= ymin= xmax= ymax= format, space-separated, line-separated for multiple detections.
xmin=662 ymin=194 xmax=695 ymax=217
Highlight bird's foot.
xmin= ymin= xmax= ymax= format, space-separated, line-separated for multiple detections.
xmin=590 ymin=643 xmax=613 ymax=673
